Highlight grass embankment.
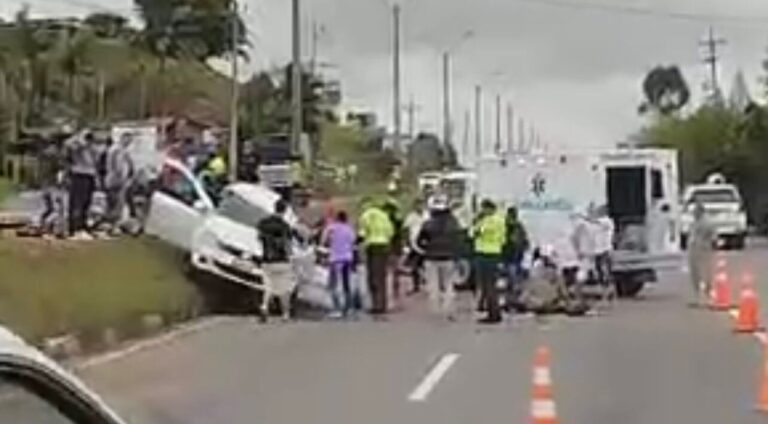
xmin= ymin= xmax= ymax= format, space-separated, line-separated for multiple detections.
xmin=0 ymin=238 xmax=201 ymax=346
xmin=0 ymin=179 xmax=12 ymax=205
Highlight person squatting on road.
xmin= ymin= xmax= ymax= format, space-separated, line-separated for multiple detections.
xmin=359 ymin=199 xmax=395 ymax=316
xmin=502 ymin=206 xmax=529 ymax=310
xmin=258 ymin=199 xmax=296 ymax=320
xmin=321 ymin=210 xmax=358 ymax=318
xmin=64 ymin=131 xmax=98 ymax=240
xmin=416 ymin=195 xmax=463 ymax=321
xmin=403 ymin=199 xmax=427 ymax=294
xmin=473 ymin=199 xmax=507 ymax=324
xmin=687 ymin=201 xmax=714 ymax=306
xmin=104 ymin=133 xmax=135 ymax=234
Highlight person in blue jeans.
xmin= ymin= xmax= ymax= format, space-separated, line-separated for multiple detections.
xmin=322 ymin=210 xmax=357 ymax=318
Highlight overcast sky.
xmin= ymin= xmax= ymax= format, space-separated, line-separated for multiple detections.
xmin=5 ymin=0 xmax=768 ymax=156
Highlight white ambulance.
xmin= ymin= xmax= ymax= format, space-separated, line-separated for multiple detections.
xmin=475 ymin=148 xmax=682 ymax=297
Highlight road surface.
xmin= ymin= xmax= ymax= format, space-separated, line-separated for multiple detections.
xmin=77 ymin=241 xmax=768 ymax=424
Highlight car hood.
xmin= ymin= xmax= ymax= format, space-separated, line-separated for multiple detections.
xmin=196 ymin=215 xmax=263 ymax=257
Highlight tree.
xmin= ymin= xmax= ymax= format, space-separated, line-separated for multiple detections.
xmin=639 ymin=65 xmax=690 ymax=115
xmin=134 ymin=0 xmax=247 ymax=61
xmin=54 ymin=27 xmax=96 ymax=105
xmin=84 ymin=12 xmax=133 ymax=40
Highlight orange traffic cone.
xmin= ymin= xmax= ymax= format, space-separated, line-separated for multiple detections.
xmin=530 ymin=346 xmax=559 ymax=424
xmin=735 ymin=273 xmax=762 ymax=333
xmin=710 ymin=271 xmax=733 ymax=311
xmin=757 ymin=346 xmax=768 ymax=413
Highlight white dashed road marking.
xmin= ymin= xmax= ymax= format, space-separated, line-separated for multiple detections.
xmin=408 ymin=353 xmax=460 ymax=402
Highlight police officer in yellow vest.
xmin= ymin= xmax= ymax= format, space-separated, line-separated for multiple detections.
xmin=359 ymin=199 xmax=395 ymax=315
xmin=473 ymin=199 xmax=507 ymax=324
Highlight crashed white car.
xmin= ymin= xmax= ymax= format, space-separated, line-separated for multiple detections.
xmin=144 ymin=157 xmax=295 ymax=295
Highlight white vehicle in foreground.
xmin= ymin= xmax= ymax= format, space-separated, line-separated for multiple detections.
xmin=680 ymin=174 xmax=747 ymax=250
xmin=0 ymin=326 xmax=125 ymax=423
xmin=476 ymin=148 xmax=682 ymax=297
xmin=145 ymin=158 xmax=299 ymax=314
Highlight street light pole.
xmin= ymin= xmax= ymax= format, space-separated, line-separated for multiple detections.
xmin=494 ymin=93 xmax=501 ymax=153
xmin=291 ymin=0 xmax=303 ymax=156
xmin=228 ymin=0 xmax=240 ymax=181
xmin=442 ymin=51 xmax=451 ymax=152
xmin=392 ymin=3 xmax=402 ymax=153
xmin=474 ymin=84 xmax=482 ymax=161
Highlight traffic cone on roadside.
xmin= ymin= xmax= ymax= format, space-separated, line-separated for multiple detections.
xmin=757 ymin=346 xmax=768 ymax=413
xmin=710 ymin=271 xmax=733 ymax=311
xmin=530 ymin=346 xmax=559 ymax=424
xmin=735 ymin=273 xmax=762 ymax=333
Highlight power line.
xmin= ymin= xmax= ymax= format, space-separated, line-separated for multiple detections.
xmin=506 ymin=0 xmax=768 ymax=25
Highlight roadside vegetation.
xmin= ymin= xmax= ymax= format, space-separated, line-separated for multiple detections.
xmin=0 ymin=178 xmax=11 ymax=204
xmin=637 ymin=66 xmax=768 ymax=228
xmin=0 ymin=238 xmax=201 ymax=347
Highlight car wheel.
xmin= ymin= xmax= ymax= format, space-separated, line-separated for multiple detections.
xmin=680 ymin=234 xmax=688 ymax=250
xmin=614 ymin=275 xmax=645 ymax=298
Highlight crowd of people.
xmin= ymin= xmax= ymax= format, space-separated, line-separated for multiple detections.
xmin=259 ymin=186 xmax=619 ymax=324
xmin=34 ymin=129 xmax=228 ymax=240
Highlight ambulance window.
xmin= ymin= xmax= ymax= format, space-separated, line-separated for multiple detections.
xmin=651 ymin=169 xmax=664 ymax=199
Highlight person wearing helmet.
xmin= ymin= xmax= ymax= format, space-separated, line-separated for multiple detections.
xmin=416 ymin=194 xmax=463 ymax=321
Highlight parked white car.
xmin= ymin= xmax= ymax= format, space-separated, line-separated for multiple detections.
xmin=0 ymin=326 xmax=125 ymax=423
xmin=680 ymin=174 xmax=747 ymax=250
xmin=144 ymin=157 xmax=297 ymax=299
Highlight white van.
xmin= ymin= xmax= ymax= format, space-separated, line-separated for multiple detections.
xmin=475 ymin=148 xmax=681 ymax=297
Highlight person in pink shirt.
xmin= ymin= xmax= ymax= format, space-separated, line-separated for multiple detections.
xmin=321 ymin=210 xmax=357 ymax=317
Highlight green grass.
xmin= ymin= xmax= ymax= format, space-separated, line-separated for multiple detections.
xmin=0 ymin=238 xmax=201 ymax=345
xmin=0 ymin=178 xmax=12 ymax=205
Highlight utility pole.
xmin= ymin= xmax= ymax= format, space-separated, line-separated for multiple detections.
xmin=403 ymin=95 xmax=419 ymax=142
xmin=462 ymin=108 xmax=470 ymax=163
xmin=474 ymin=84 xmax=482 ymax=161
xmin=529 ymin=124 xmax=536 ymax=151
xmin=517 ymin=117 xmax=525 ymax=152
xmin=291 ymin=0 xmax=303 ymax=156
xmin=494 ymin=94 xmax=501 ymax=153
xmin=392 ymin=4 xmax=402 ymax=153
xmin=442 ymin=51 xmax=451 ymax=151
xmin=228 ymin=0 xmax=240 ymax=181
xmin=700 ymin=26 xmax=726 ymax=103
xmin=97 ymin=70 xmax=106 ymax=122
xmin=506 ymin=102 xmax=514 ymax=153
xmin=310 ymin=20 xmax=323 ymax=75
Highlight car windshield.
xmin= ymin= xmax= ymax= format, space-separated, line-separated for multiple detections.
xmin=440 ymin=179 xmax=467 ymax=206
xmin=689 ymin=188 xmax=738 ymax=204
xmin=217 ymin=191 xmax=272 ymax=227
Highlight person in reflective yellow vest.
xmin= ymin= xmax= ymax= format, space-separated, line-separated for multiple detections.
xmin=472 ymin=199 xmax=507 ymax=324
xmin=359 ymin=199 xmax=395 ymax=315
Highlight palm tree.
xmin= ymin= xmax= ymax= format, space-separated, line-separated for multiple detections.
xmin=55 ymin=27 xmax=96 ymax=107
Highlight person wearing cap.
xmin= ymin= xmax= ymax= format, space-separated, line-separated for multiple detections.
xmin=472 ymin=199 xmax=507 ymax=324
xmin=359 ymin=198 xmax=395 ymax=315
xmin=417 ymin=195 xmax=463 ymax=321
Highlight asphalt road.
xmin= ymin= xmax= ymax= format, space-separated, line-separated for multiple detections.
xmin=77 ymin=241 xmax=768 ymax=424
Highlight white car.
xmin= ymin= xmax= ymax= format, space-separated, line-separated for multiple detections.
xmin=145 ymin=158 xmax=297 ymax=301
xmin=0 ymin=326 xmax=125 ymax=423
xmin=681 ymin=178 xmax=747 ymax=250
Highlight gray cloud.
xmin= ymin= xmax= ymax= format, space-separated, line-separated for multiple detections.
xmin=6 ymin=0 xmax=768 ymax=149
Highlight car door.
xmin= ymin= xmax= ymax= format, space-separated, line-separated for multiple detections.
xmin=0 ymin=355 xmax=124 ymax=424
xmin=145 ymin=159 xmax=213 ymax=251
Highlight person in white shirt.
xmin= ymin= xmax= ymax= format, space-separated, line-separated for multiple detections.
xmin=403 ymin=199 xmax=428 ymax=294
xmin=592 ymin=205 xmax=616 ymax=302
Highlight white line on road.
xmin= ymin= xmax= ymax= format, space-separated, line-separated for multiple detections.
xmin=76 ymin=316 xmax=234 ymax=370
xmin=408 ymin=353 xmax=460 ymax=402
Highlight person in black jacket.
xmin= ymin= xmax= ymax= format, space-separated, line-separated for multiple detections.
xmin=417 ymin=194 xmax=463 ymax=321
